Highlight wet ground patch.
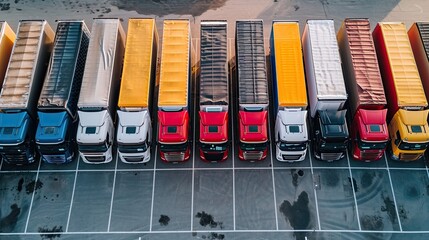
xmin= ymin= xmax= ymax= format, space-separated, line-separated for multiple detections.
xmin=159 ymin=215 xmax=170 ymax=226
xmin=0 ymin=204 xmax=21 ymax=233
xmin=195 ymin=211 xmax=223 ymax=229
xmin=26 ymin=179 xmax=43 ymax=194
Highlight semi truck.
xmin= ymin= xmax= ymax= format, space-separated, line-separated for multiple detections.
xmin=0 ymin=20 xmax=54 ymax=164
xmin=117 ymin=18 xmax=158 ymax=164
xmin=337 ymin=18 xmax=389 ymax=162
xmin=373 ymin=22 xmax=429 ymax=161
xmin=0 ymin=22 xmax=15 ymax=91
xmin=198 ymin=20 xmax=229 ymax=162
xmin=302 ymin=19 xmax=349 ymax=161
xmin=270 ymin=21 xmax=308 ymax=162
xmin=235 ymin=20 xmax=269 ymax=161
xmin=36 ymin=20 xmax=90 ymax=164
xmin=157 ymin=19 xmax=192 ymax=162
xmin=77 ymin=18 xmax=125 ymax=164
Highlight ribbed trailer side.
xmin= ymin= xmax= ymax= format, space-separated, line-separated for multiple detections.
xmin=78 ymin=18 xmax=125 ymax=110
xmin=270 ymin=21 xmax=307 ymax=111
xmin=38 ymin=21 xmax=90 ymax=118
xmin=236 ymin=20 xmax=268 ymax=107
xmin=303 ymin=20 xmax=347 ymax=118
xmin=373 ymin=22 xmax=427 ymax=120
xmin=0 ymin=20 xmax=54 ymax=115
xmin=158 ymin=20 xmax=190 ymax=108
xmin=338 ymin=18 xmax=386 ymax=112
xmin=408 ymin=22 xmax=429 ymax=102
xmin=200 ymin=21 xmax=228 ymax=107
xmin=118 ymin=18 xmax=157 ymax=109
xmin=0 ymin=22 xmax=15 ymax=91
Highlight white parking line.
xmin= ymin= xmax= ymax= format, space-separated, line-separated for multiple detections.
xmin=149 ymin=145 xmax=158 ymax=232
xmin=229 ymin=37 xmax=236 ymax=231
xmin=267 ymin=100 xmax=279 ymax=230
xmin=346 ymin=151 xmax=361 ymax=230
xmin=107 ymin=154 xmax=119 ymax=232
xmin=2 ymin=165 xmax=429 ymax=174
xmin=190 ymin=38 xmax=198 ymax=231
xmin=24 ymin=158 xmax=42 ymax=233
xmin=308 ymin=145 xmax=321 ymax=230
xmin=66 ymin=157 xmax=80 ymax=232
xmin=384 ymin=155 xmax=403 ymax=231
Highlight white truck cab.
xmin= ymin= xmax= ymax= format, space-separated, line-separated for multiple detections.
xmin=117 ymin=110 xmax=151 ymax=163
xmin=275 ymin=109 xmax=308 ymax=162
xmin=77 ymin=110 xmax=114 ymax=163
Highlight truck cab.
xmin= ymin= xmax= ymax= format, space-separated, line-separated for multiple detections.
xmin=388 ymin=109 xmax=429 ymax=161
xmin=237 ymin=108 xmax=268 ymax=161
xmin=36 ymin=111 xmax=75 ymax=163
xmin=77 ymin=110 xmax=114 ymax=163
xmin=117 ymin=110 xmax=151 ymax=163
xmin=158 ymin=108 xmax=190 ymax=162
xmin=275 ymin=109 xmax=308 ymax=161
xmin=351 ymin=109 xmax=389 ymax=161
xmin=313 ymin=110 xmax=349 ymax=161
xmin=199 ymin=108 xmax=228 ymax=162
xmin=0 ymin=112 xmax=36 ymax=164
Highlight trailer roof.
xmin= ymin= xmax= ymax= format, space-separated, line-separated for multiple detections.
xmin=78 ymin=18 xmax=121 ymax=108
xmin=199 ymin=21 xmax=228 ymax=106
xmin=272 ymin=21 xmax=307 ymax=108
xmin=158 ymin=20 xmax=190 ymax=108
xmin=118 ymin=19 xmax=156 ymax=108
xmin=341 ymin=19 xmax=386 ymax=105
xmin=306 ymin=20 xmax=347 ymax=98
xmin=0 ymin=20 xmax=51 ymax=109
xmin=236 ymin=20 xmax=268 ymax=105
xmin=416 ymin=22 xmax=429 ymax=62
xmin=378 ymin=22 xmax=427 ymax=107
xmin=38 ymin=21 xmax=89 ymax=108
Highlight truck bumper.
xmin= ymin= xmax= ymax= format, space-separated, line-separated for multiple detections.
xmin=41 ymin=152 xmax=74 ymax=164
xmin=276 ymin=149 xmax=306 ymax=162
xmin=199 ymin=149 xmax=228 ymax=162
xmin=79 ymin=147 xmax=113 ymax=164
xmin=118 ymin=148 xmax=151 ymax=164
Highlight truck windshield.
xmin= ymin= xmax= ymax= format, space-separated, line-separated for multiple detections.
xmin=118 ymin=143 xmax=148 ymax=153
xmin=38 ymin=142 xmax=70 ymax=155
xmin=398 ymin=141 xmax=429 ymax=151
xmin=78 ymin=142 xmax=108 ymax=153
xmin=200 ymin=142 xmax=228 ymax=152
xmin=159 ymin=142 xmax=188 ymax=152
xmin=278 ymin=142 xmax=307 ymax=151
xmin=358 ymin=140 xmax=387 ymax=150
xmin=239 ymin=142 xmax=268 ymax=151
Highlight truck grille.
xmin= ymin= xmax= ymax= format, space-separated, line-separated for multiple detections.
xmin=243 ymin=151 xmax=263 ymax=160
xmin=123 ymin=157 xmax=145 ymax=163
xmin=164 ymin=152 xmax=185 ymax=162
xmin=282 ymin=154 xmax=302 ymax=161
xmin=203 ymin=152 xmax=224 ymax=162
xmin=3 ymin=153 xmax=28 ymax=164
xmin=360 ymin=152 xmax=381 ymax=161
xmin=43 ymin=155 xmax=66 ymax=164
xmin=85 ymin=156 xmax=106 ymax=162
xmin=399 ymin=153 xmax=421 ymax=161
xmin=320 ymin=152 xmax=343 ymax=161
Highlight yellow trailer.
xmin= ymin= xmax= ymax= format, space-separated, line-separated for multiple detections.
xmin=116 ymin=18 xmax=158 ymax=164
xmin=0 ymin=22 xmax=15 ymax=91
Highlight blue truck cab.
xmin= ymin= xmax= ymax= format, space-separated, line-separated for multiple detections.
xmin=36 ymin=20 xmax=90 ymax=164
xmin=0 ymin=20 xmax=54 ymax=165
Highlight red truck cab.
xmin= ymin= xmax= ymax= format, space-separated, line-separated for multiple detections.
xmin=238 ymin=110 xmax=268 ymax=161
xmin=158 ymin=110 xmax=190 ymax=162
xmin=199 ymin=111 xmax=228 ymax=161
xmin=351 ymin=108 xmax=389 ymax=161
